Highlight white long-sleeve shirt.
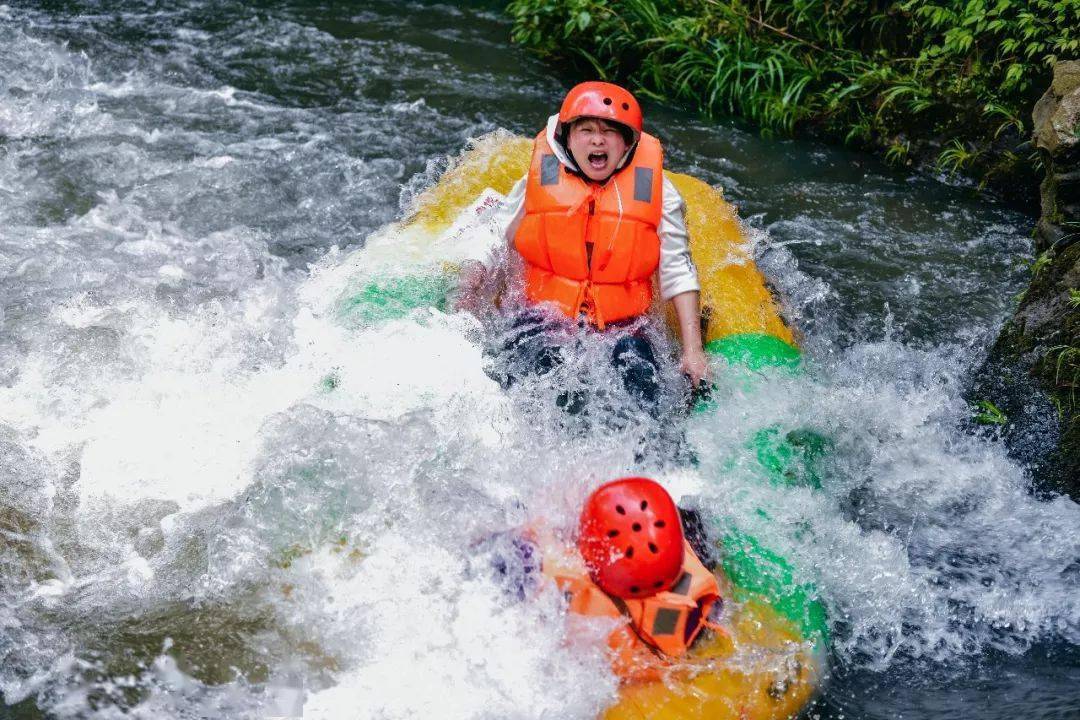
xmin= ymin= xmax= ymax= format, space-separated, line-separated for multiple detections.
xmin=494 ymin=115 xmax=700 ymax=302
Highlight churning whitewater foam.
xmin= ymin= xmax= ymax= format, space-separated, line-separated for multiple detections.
xmin=1 ymin=4 xmax=1078 ymax=719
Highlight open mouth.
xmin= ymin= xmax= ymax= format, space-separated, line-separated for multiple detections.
xmin=587 ymin=151 xmax=608 ymax=170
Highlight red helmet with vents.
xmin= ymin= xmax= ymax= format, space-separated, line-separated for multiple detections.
xmin=559 ymin=81 xmax=643 ymax=134
xmin=577 ymin=477 xmax=684 ymax=599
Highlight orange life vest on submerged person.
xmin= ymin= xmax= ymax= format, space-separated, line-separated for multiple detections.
xmin=538 ymin=533 xmax=722 ymax=682
xmin=513 ymin=130 xmax=665 ymax=329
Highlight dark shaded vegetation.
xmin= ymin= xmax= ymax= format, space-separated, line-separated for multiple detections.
xmin=507 ymin=0 xmax=1079 ymax=202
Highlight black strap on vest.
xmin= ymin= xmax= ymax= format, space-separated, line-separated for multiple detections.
xmin=607 ymin=594 xmax=668 ymax=658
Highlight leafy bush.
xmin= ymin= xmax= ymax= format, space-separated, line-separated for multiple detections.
xmin=507 ymin=0 xmax=1080 ymax=181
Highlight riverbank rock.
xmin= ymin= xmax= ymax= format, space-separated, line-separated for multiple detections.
xmin=976 ymin=61 xmax=1080 ymax=497
xmin=1033 ymin=61 xmax=1080 ymax=249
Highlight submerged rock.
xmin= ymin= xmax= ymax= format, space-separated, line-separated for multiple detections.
xmin=977 ymin=61 xmax=1080 ymax=496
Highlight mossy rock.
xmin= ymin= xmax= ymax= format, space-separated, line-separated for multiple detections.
xmin=977 ymin=241 xmax=1080 ymax=497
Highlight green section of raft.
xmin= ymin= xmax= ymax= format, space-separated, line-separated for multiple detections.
xmin=724 ymin=424 xmax=831 ymax=647
xmin=751 ymin=426 xmax=831 ymax=490
xmin=702 ymin=334 xmax=830 ymax=647
xmin=705 ymin=332 xmax=802 ymax=371
xmin=340 ymin=272 xmax=455 ymax=324
xmin=719 ymin=528 xmax=830 ymax=645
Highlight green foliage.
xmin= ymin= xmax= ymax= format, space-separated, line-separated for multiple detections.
xmin=1030 ymin=249 xmax=1055 ymax=278
xmin=1068 ymin=288 xmax=1080 ymax=309
xmin=1049 ymin=344 xmax=1080 ymax=394
xmin=507 ymin=0 xmax=1080 ymax=179
xmin=972 ymin=399 xmax=1008 ymax=425
xmin=937 ymin=139 xmax=981 ymax=177
xmin=884 ymin=137 xmax=912 ymax=166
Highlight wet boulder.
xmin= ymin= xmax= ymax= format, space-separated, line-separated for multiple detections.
xmin=1033 ymin=60 xmax=1080 ymax=249
xmin=975 ymin=61 xmax=1080 ymax=497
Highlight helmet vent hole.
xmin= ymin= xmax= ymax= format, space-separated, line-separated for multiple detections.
xmin=640 ymin=500 xmax=648 ymax=510
xmin=654 ymin=580 xmax=663 ymax=588
xmin=654 ymin=520 xmax=666 ymax=528
xmin=615 ymin=505 xmax=626 ymax=515
xmin=622 ymin=102 xmax=630 ymax=110
xmin=630 ymin=585 xmax=640 ymax=594
xmin=607 ymin=529 xmax=619 ymax=538
xmin=625 ymin=546 xmax=635 ymax=559
xmin=648 ymin=542 xmax=659 ymax=554
xmin=632 ymin=522 xmax=642 ymax=532
xmin=603 ymin=97 xmax=613 ymax=105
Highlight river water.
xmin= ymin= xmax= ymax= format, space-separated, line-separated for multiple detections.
xmin=1 ymin=1 xmax=1078 ymax=719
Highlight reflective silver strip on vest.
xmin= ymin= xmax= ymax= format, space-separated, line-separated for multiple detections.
xmin=633 ymin=167 xmax=653 ymax=202
xmin=540 ymin=154 xmax=560 ymax=186
xmin=651 ymin=607 xmax=681 ymax=636
xmin=670 ymin=572 xmax=692 ymax=596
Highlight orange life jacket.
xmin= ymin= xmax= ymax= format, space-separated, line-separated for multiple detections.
xmin=513 ymin=130 xmax=664 ymax=329
xmin=535 ymin=529 xmax=722 ymax=683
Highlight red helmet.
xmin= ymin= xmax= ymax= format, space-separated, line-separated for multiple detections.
xmin=578 ymin=478 xmax=684 ymax=599
xmin=559 ymin=81 xmax=643 ymax=134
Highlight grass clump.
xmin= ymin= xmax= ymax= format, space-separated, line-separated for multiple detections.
xmin=1049 ymin=344 xmax=1080 ymax=399
xmin=972 ymin=399 xmax=1008 ymax=425
xmin=507 ymin=0 xmax=1079 ymax=189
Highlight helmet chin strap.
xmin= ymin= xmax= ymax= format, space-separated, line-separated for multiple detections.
xmin=615 ymin=141 xmax=637 ymax=170
xmin=555 ymin=122 xmax=582 ymax=173
xmin=595 ymin=180 xmax=622 ymax=273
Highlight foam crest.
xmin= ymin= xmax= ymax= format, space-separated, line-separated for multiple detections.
xmin=687 ymin=336 xmax=1080 ymax=671
xmin=1 ymin=3 xmax=1077 ymax=718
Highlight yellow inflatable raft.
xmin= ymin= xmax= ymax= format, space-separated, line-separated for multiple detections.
xmin=342 ymin=132 xmax=827 ymax=720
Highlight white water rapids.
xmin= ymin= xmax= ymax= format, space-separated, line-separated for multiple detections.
xmin=1 ymin=3 xmax=1078 ymax=719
